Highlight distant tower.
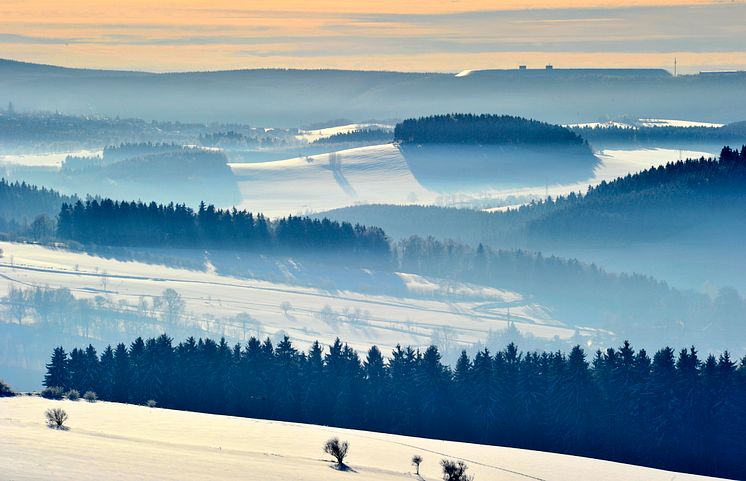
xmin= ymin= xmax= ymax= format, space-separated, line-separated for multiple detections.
xmin=674 ymin=58 xmax=677 ymax=77
xmin=6 ymin=101 xmax=14 ymax=114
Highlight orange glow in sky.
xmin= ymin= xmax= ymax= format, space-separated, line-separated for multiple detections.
xmin=1 ymin=0 xmax=744 ymax=72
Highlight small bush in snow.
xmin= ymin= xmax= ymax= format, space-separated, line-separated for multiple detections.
xmin=84 ymin=391 xmax=97 ymax=402
xmin=40 ymin=386 xmax=64 ymax=400
xmin=0 ymin=379 xmax=15 ymax=397
xmin=441 ymin=459 xmax=473 ymax=481
xmin=45 ymin=408 xmax=69 ymax=429
xmin=65 ymin=389 xmax=80 ymax=401
xmin=412 ymin=455 xmax=423 ymax=475
xmin=323 ymin=437 xmax=349 ymax=466
xmin=146 ymin=399 xmax=157 ymax=408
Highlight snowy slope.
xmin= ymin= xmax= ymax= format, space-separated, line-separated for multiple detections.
xmin=476 ymin=147 xmax=718 ymax=210
xmin=229 ymin=144 xmax=434 ymax=216
xmin=295 ymin=123 xmax=392 ymax=143
xmin=0 ymin=397 xmax=724 ymax=481
xmin=0 ymin=242 xmax=591 ymax=353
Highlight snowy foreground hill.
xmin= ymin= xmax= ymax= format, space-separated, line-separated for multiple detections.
xmin=0 ymin=397 xmax=724 ymax=481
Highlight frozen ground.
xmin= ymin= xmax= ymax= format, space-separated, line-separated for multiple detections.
xmin=0 ymin=241 xmax=593 ymax=353
xmin=0 ymin=397 xmax=724 ymax=481
xmin=0 ymin=149 xmax=101 ymax=168
xmin=230 ymin=143 xmax=434 ymax=216
xmin=637 ymin=118 xmax=724 ymax=128
xmin=230 ymin=140 xmax=719 ymax=216
xmin=295 ymin=123 xmax=393 ymax=143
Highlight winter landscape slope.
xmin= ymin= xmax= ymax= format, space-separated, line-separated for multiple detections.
xmin=0 ymin=396 xmax=725 ymax=481
xmin=230 ymin=143 xmax=435 ymax=216
xmin=0 ymin=240 xmax=592 ymax=390
xmin=229 ymin=141 xmax=716 ymax=216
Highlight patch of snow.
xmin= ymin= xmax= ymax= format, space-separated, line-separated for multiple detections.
xmin=0 ymin=149 xmax=102 ymax=168
xmin=0 ymin=241 xmax=589 ymax=349
xmin=0 ymin=397 xmax=724 ymax=481
xmin=637 ymin=118 xmax=724 ymax=128
xmin=229 ymin=143 xmax=434 ymax=217
xmin=295 ymin=124 xmax=393 ymax=143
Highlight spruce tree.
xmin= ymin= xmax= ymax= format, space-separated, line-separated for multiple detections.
xmin=44 ymin=346 xmax=69 ymax=389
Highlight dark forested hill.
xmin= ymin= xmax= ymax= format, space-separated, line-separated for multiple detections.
xmin=326 ymin=146 xmax=746 ymax=246
xmin=395 ymin=114 xmax=586 ymax=145
xmin=393 ymin=114 xmax=598 ymax=191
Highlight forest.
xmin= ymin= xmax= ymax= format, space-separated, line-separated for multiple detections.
xmin=313 ymin=128 xmax=393 ymax=144
xmin=0 ymin=178 xmax=76 ymax=233
xmin=394 ymin=235 xmax=746 ymax=348
xmin=394 ymin=114 xmax=587 ymax=145
xmin=572 ymin=121 xmax=746 ymax=144
xmin=327 ymin=145 xmax=746 ymax=246
xmin=56 ymin=199 xmax=390 ymax=258
xmin=42 ymin=334 xmax=746 ymax=479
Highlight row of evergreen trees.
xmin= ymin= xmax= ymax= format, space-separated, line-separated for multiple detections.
xmin=0 ymin=178 xmax=75 ymax=230
xmin=394 ymin=114 xmax=586 ymax=145
xmin=44 ymin=335 xmax=746 ymax=479
xmin=56 ymin=199 xmax=390 ymax=256
xmin=504 ymin=145 xmax=746 ymax=242
xmin=571 ymin=122 xmax=746 ymax=144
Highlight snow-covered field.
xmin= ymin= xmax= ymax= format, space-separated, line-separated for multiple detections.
xmin=230 ymin=143 xmax=434 ymax=216
xmin=295 ymin=123 xmax=393 ymax=143
xmin=0 ymin=149 xmax=101 ymax=168
xmin=0 ymin=241 xmax=590 ymax=353
xmin=0 ymin=397 xmax=724 ymax=481
xmin=637 ymin=118 xmax=724 ymax=128
xmin=229 ymin=140 xmax=720 ymax=216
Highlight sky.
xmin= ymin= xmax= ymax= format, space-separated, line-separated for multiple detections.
xmin=1 ymin=0 xmax=745 ymax=73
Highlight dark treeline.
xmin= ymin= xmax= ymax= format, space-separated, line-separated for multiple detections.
xmin=0 ymin=178 xmax=76 ymax=232
xmin=313 ymin=128 xmax=393 ymax=144
xmin=510 ymin=145 xmax=746 ymax=243
xmin=44 ymin=335 xmax=746 ymax=479
xmin=572 ymin=121 xmax=746 ymax=144
xmin=394 ymin=235 xmax=746 ymax=347
xmin=394 ymin=114 xmax=586 ymax=145
xmin=198 ymin=131 xmax=285 ymax=148
xmin=328 ymin=146 xmax=746 ymax=246
xmin=56 ymin=199 xmax=390 ymax=258
xmin=102 ymin=142 xmax=184 ymax=162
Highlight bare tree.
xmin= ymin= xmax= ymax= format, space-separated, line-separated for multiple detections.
xmin=161 ymin=288 xmax=185 ymax=325
xmin=412 ymin=455 xmax=423 ymax=476
xmin=323 ymin=437 xmax=349 ymax=467
xmin=440 ymin=459 xmax=473 ymax=481
xmin=6 ymin=286 xmax=27 ymax=324
xmin=280 ymin=301 xmax=292 ymax=315
xmin=45 ymin=408 xmax=68 ymax=430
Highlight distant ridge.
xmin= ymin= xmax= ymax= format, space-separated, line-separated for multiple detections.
xmin=0 ymin=58 xmax=743 ymax=125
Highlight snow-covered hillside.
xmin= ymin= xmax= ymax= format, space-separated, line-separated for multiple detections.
xmin=0 ymin=241 xmax=588 ymax=353
xmin=228 ymin=139 xmax=720 ymax=217
xmin=230 ymin=143 xmax=434 ymax=216
xmin=295 ymin=123 xmax=392 ymax=143
xmin=0 ymin=397 xmax=724 ymax=481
